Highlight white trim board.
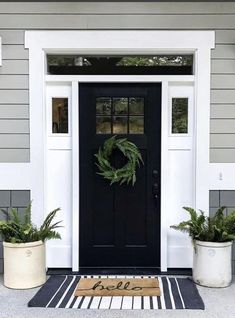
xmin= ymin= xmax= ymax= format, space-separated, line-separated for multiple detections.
xmin=23 ymin=30 xmax=215 ymax=271
xmin=45 ymin=75 xmax=195 ymax=83
xmin=25 ymin=30 xmax=214 ymax=51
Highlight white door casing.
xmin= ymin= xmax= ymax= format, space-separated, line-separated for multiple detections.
xmin=25 ymin=30 xmax=215 ymax=271
xmin=45 ymin=77 xmax=194 ymax=270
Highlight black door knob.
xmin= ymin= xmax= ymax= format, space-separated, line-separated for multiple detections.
xmin=152 ymin=182 xmax=158 ymax=197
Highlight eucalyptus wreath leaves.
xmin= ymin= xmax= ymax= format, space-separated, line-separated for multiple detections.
xmin=94 ymin=136 xmax=144 ymax=186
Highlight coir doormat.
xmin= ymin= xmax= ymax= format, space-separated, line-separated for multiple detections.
xmin=74 ymin=277 xmax=160 ymax=297
xmin=28 ymin=275 xmax=205 ymax=310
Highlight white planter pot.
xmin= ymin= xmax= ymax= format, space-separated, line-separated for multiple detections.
xmin=193 ymin=240 xmax=232 ymax=288
xmin=3 ymin=240 xmax=46 ymax=289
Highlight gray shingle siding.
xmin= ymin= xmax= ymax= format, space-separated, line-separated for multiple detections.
xmin=209 ymin=190 xmax=235 ymax=273
xmin=0 ymin=190 xmax=30 ymax=273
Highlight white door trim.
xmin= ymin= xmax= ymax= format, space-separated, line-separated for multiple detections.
xmin=46 ymin=75 xmax=194 ymax=271
xmin=25 ymin=30 xmax=215 ymax=271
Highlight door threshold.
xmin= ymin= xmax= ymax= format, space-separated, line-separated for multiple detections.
xmin=47 ymin=267 xmax=192 ymax=276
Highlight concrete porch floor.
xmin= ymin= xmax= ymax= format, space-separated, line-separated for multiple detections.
xmin=0 ymin=276 xmax=235 ymax=318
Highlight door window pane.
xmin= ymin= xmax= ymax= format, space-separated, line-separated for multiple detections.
xmin=129 ymin=116 xmax=144 ymax=134
xmin=129 ymin=97 xmax=144 ymax=114
xmin=113 ymin=117 xmax=128 ymax=134
xmin=113 ymin=98 xmax=128 ymax=114
xmin=172 ymin=98 xmax=188 ymax=134
xmin=96 ymin=117 xmax=111 ymax=134
xmin=52 ymin=98 xmax=68 ymax=133
xmin=96 ymin=97 xmax=112 ymax=115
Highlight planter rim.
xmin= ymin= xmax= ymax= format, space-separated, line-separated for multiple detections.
xmin=195 ymin=240 xmax=232 ymax=248
xmin=3 ymin=240 xmax=44 ymax=248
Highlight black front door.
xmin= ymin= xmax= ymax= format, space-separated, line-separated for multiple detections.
xmin=79 ymin=83 xmax=161 ymax=269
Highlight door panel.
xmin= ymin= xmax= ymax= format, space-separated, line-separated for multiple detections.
xmin=79 ymin=83 xmax=161 ymax=269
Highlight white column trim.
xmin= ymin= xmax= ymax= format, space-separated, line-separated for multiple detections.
xmin=160 ymin=80 xmax=169 ymax=272
xmin=28 ymin=47 xmax=46 ymax=225
xmin=71 ymin=81 xmax=79 ymax=271
xmin=194 ymin=48 xmax=212 ymax=214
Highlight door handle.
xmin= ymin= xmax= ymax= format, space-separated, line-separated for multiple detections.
xmin=152 ymin=170 xmax=158 ymax=179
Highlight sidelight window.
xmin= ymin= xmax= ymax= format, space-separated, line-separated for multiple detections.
xmin=52 ymin=97 xmax=69 ymax=133
xmin=171 ymin=97 xmax=188 ymax=134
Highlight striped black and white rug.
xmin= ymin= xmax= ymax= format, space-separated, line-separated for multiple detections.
xmin=28 ymin=275 xmax=204 ymax=310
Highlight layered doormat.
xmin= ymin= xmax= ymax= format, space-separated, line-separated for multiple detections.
xmin=28 ymin=275 xmax=205 ymax=310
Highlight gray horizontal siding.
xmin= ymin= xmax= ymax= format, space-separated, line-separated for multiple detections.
xmin=211 ymin=75 xmax=235 ymax=89
xmin=216 ymin=30 xmax=235 ymax=44
xmin=0 ymin=60 xmax=29 ymax=75
xmin=0 ymin=3 xmax=235 ymax=162
xmin=211 ymin=90 xmax=235 ymax=104
xmin=1 ymin=2 xmax=235 ymax=14
xmin=211 ymin=60 xmax=235 ymax=74
xmin=1 ymin=15 xmax=235 ymax=29
xmin=0 ymin=135 xmax=29 ymax=148
xmin=0 ymin=30 xmax=24 ymax=45
xmin=211 ymin=134 xmax=235 ymax=148
xmin=0 ymin=105 xmax=28 ymax=119
xmin=211 ymin=119 xmax=235 ymax=133
xmin=0 ymin=120 xmax=29 ymax=133
xmin=0 ymin=90 xmax=28 ymax=104
xmin=0 ymin=75 xmax=28 ymax=89
xmin=0 ymin=149 xmax=29 ymax=162
xmin=0 ymin=190 xmax=30 ymax=273
xmin=2 ymin=45 xmax=28 ymax=60
xmin=212 ymin=45 xmax=235 ymax=59
xmin=211 ymin=105 xmax=235 ymax=119
xmin=210 ymin=149 xmax=235 ymax=163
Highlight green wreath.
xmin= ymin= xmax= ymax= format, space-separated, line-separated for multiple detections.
xmin=94 ymin=136 xmax=144 ymax=186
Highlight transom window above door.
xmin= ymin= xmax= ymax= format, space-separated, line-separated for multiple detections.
xmin=47 ymin=55 xmax=193 ymax=75
xmin=96 ymin=97 xmax=144 ymax=134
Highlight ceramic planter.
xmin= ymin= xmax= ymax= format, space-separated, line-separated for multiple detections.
xmin=3 ymin=240 xmax=46 ymax=289
xmin=193 ymin=240 xmax=232 ymax=288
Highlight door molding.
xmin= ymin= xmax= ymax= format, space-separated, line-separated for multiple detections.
xmin=25 ymin=30 xmax=215 ymax=271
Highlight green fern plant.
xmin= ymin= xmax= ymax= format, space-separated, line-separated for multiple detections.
xmin=0 ymin=202 xmax=62 ymax=243
xmin=171 ymin=206 xmax=235 ymax=243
